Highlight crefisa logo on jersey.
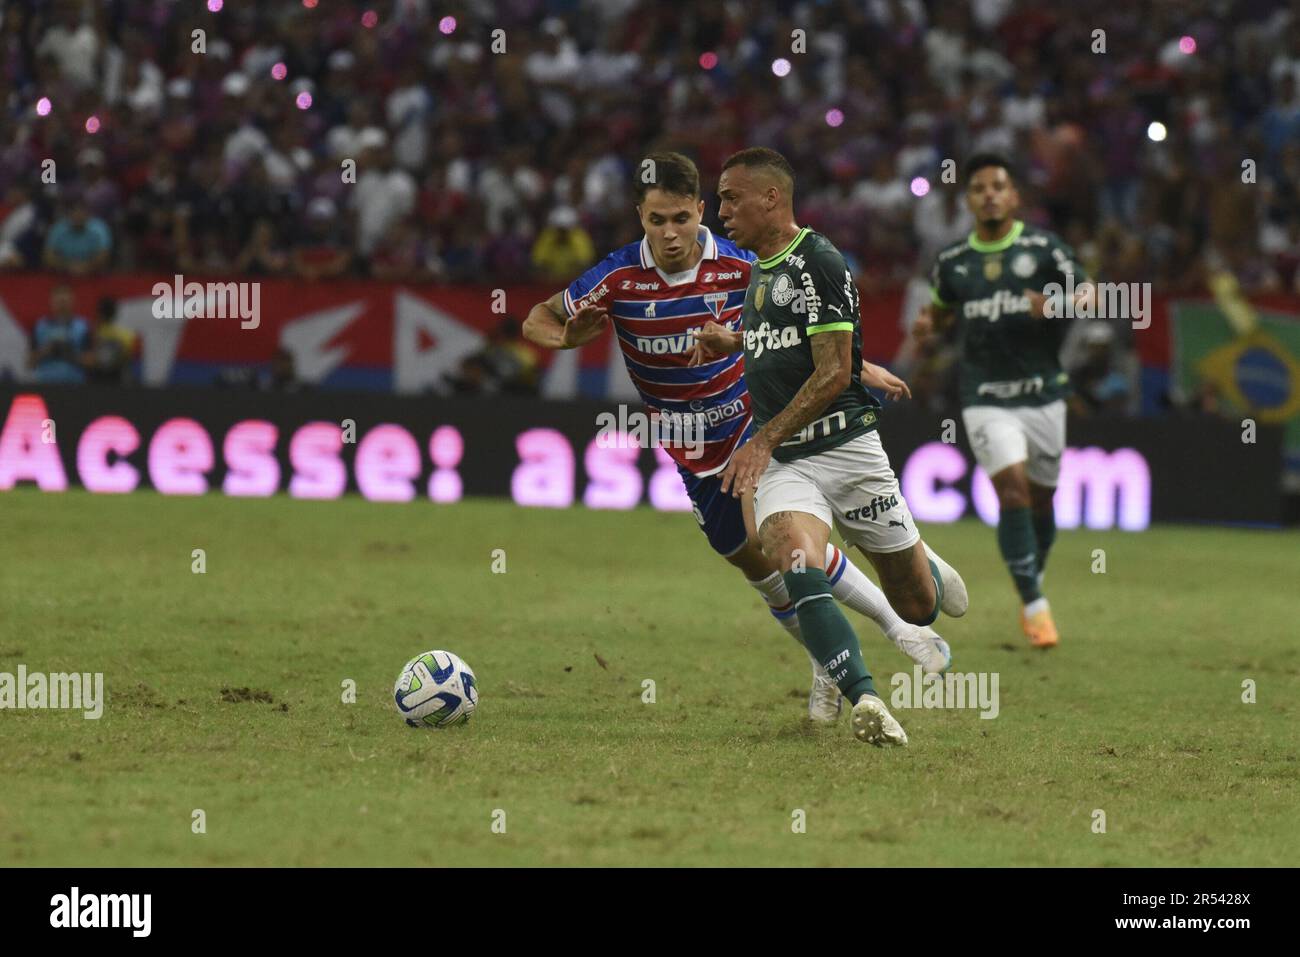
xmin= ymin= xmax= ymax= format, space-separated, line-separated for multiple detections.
xmin=744 ymin=321 xmax=801 ymax=358
xmin=962 ymin=289 xmax=1031 ymax=323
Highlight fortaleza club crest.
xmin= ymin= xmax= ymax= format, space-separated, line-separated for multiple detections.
xmin=704 ymin=291 xmax=729 ymax=319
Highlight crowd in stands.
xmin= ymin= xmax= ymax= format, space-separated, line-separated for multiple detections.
xmin=5 ymin=0 xmax=1300 ymax=408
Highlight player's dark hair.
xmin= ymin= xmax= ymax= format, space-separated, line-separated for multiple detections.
xmin=721 ymin=147 xmax=796 ymax=198
xmin=964 ymin=153 xmax=1016 ymax=186
xmin=633 ymin=151 xmax=700 ymax=202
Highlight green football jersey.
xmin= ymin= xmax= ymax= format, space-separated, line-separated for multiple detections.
xmin=929 ymin=220 xmax=1086 ymax=408
xmin=741 ymin=226 xmax=882 ymax=463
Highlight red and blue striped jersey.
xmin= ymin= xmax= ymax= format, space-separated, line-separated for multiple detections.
xmin=563 ymin=227 xmax=756 ymax=476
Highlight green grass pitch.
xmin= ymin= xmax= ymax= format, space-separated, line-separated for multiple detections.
xmin=2 ymin=489 xmax=1297 ymax=866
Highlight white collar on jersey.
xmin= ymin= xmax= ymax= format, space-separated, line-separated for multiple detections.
xmin=638 ymin=226 xmax=718 ymax=286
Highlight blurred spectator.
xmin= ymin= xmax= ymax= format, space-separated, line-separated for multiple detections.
xmin=87 ymin=297 xmax=138 ymax=385
xmin=36 ymin=2 xmax=99 ymax=90
xmin=261 ymin=348 xmax=304 ymax=392
xmin=43 ymin=199 xmax=112 ymax=276
xmin=483 ymin=210 xmax=534 ymax=279
xmin=351 ymin=132 xmax=417 ymax=257
xmin=0 ymin=185 xmax=37 ymax=269
xmin=28 ymin=284 xmax=92 ymax=385
xmin=530 ymin=207 xmax=594 ymax=283
xmin=292 ymin=198 xmax=352 ymax=280
xmin=443 ymin=318 xmax=540 ymax=396
xmin=370 ymin=218 xmax=430 ymax=283
xmin=234 ymin=218 xmax=290 ymax=276
xmin=1062 ymin=321 xmax=1140 ymax=416
xmin=1260 ymin=214 xmax=1300 ymax=293
xmin=77 ymin=149 xmax=120 ymax=223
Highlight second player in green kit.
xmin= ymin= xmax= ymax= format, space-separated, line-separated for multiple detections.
xmin=917 ymin=153 xmax=1096 ymax=649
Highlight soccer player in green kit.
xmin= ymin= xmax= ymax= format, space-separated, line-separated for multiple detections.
xmin=698 ymin=148 xmax=969 ymax=747
xmin=916 ymin=154 xmax=1095 ymax=649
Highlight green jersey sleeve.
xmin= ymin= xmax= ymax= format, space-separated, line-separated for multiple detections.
xmin=1047 ymin=237 xmax=1087 ymax=287
xmin=803 ymin=247 xmax=858 ymax=336
xmin=929 ymin=257 xmax=955 ymax=308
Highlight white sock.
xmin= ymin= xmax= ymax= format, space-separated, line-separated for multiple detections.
xmin=824 ymin=543 xmax=908 ymax=639
xmin=747 ymin=571 xmax=823 ymax=670
xmin=1023 ymin=596 xmax=1049 ymax=617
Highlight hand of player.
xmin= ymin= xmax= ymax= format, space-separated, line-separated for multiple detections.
xmin=860 ymin=361 xmax=911 ymax=401
xmin=688 ymin=320 xmax=739 ymax=367
xmin=913 ymin=304 xmax=935 ymax=341
xmin=718 ymin=435 xmax=772 ymax=498
xmin=1023 ymin=289 xmax=1049 ymax=318
xmin=561 ymin=305 xmax=608 ymax=348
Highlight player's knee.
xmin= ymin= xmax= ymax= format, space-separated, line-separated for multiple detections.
xmin=996 ymin=483 xmax=1031 ymax=511
xmin=727 ymin=540 xmax=774 ymax=579
xmin=888 ymin=580 xmax=938 ymax=626
xmin=992 ymin=467 xmax=1031 ymax=510
xmin=759 ymin=533 xmax=809 ymax=573
xmin=1029 ymin=487 xmax=1056 ymax=516
xmin=897 ymin=596 xmax=936 ymax=626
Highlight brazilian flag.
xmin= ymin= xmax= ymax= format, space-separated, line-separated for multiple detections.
xmin=1172 ymin=301 xmax=1300 ymax=478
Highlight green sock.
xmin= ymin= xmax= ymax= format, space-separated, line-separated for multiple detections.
xmin=920 ymin=558 xmax=944 ymax=626
xmin=783 ymin=568 xmax=875 ymax=702
xmin=997 ymin=506 xmax=1041 ymax=604
xmin=1032 ymin=508 xmax=1056 ymax=576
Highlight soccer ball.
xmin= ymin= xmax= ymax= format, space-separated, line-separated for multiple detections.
xmin=394 ymin=650 xmax=478 ymax=728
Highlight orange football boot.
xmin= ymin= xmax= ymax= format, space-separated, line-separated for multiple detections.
xmin=1021 ymin=605 xmax=1060 ymax=648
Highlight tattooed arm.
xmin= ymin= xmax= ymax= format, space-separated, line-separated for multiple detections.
xmin=718 ymin=330 xmax=851 ymax=497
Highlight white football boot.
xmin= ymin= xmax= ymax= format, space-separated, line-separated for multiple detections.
xmin=807 ymin=654 xmax=843 ymax=723
xmin=922 ymin=542 xmax=969 ymax=618
xmin=851 ymin=694 xmax=908 ymax=747
xmin=892 ymin=625 xmax=952 ymax=674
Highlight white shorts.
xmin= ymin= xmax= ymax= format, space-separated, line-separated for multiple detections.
xmin=961 ymin=400 xmax=1066 ymax=486
xmin=754 ymin=431 xmax=920 ymax=554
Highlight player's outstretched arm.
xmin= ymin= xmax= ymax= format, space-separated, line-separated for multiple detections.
xmin=522 ymin=291 xmax=608 ymax=350
xmin=687 ymin=320 xmax=742 ymax=366
xmin=719 ymin=330 xmax=851 ymax=497
xmin=1025 ymin=280 xmax=1096 ymax=319
xmin=860 ymin=361 xmax=911 ymax=400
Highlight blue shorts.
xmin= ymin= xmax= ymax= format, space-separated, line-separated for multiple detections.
xmin=677 ymin=465 xmax=749 ymax=556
